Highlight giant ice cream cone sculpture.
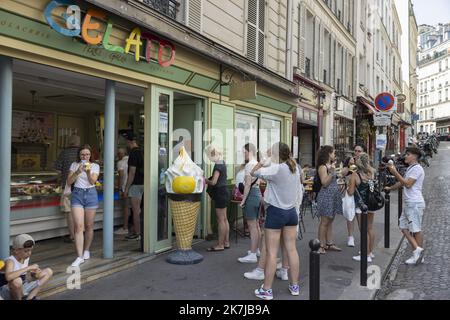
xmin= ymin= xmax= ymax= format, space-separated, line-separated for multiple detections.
xmin=165 ymin=146 xmax=204 ymax=264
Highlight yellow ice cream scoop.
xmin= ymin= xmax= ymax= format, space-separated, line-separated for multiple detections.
xmin=172 ymin=176 xmax=196 ymax=194
xmin=0 ymin=260 xmax=5 ymax=271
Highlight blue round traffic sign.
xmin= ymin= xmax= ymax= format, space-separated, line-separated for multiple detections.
xmin=375 ymin=93 xmax=395 ymax=112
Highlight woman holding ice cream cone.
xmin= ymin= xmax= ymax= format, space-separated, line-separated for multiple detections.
xmin=67 ymin=144 xmax=100 ymax=267
xmin=205 ymin=145 xmax=230 ymax=251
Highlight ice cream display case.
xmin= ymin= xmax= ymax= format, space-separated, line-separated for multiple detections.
xmin=10 ymin=172 xmax=61 ymax=210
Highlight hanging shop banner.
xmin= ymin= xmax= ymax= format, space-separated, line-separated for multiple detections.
xmin=373 ymin=112 xmax=392 ymax=127
xmin=43 ymin=0 xmax=175 ymax=67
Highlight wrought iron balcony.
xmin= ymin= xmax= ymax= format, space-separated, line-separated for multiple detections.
xmin=142 ymin=0 xmax=180 ymax=20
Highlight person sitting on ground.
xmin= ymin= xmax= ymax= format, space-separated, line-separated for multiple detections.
xmin=0 ymin=234 xmax=53 ymax=300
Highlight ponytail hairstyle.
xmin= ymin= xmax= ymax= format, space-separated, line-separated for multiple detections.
xmin=273 ymin=142 xmax=297 ymax=174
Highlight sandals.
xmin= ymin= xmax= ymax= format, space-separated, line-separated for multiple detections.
xmin=318 ymin=246 xmax=326 ymax=254
xmin=207 ymin=247 xmax=225 ymax=252
xmin=325 ymin=243 xmax=342 ymax=252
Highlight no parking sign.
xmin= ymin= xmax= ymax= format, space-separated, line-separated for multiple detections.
xmin=374 ymin=92 xmax=396 ymax=113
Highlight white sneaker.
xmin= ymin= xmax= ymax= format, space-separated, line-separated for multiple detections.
xmin=370 ymin=252 xmax=375 ymax=259
xmin=71 ymin=257 xmax=85 ymax=267
xmin=83 ymin=250 xmax=90 ymax=260
xmin=352 ymin=255 xmax=372 ymax=263
xmin=114 ymin=228 xmax=129 ymax=235
xmin=247 ymin=249 xmax=261 ymax=257
xmin=413 ymin=247 xmax=424 ymax=265
xmin=238 ymin=252 xmax=258 ymax=263
xmin=347 ymin=236 xmax=355 ymax=247
xmin=244 ymin=268 xmax=265 ymax=280
xmin=405 ymin=255 xmax=416 ymax=265
xmin=276 ymin=268 xmax=289 ymax=281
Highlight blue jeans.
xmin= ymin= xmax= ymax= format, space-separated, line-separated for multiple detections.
xmin=71 ymin=187 xmax=99 ymax=210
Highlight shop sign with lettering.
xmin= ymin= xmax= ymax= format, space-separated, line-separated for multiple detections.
xmin=44 ymin=0 xmax=175 ymax=67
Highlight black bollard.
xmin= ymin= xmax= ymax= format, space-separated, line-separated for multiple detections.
xmin=309 ymin=239 xmax=321 ymax=300
xmin=360 ymin=204 xmax=368 ymax=287
xmin=384 ymin=190 xmax=390 ymax=248
xmin=398 ymin=187 xmax=403 ymax=226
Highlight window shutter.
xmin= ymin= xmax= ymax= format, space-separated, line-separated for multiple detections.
xmin=342 ymin=48 xmax=347 ymax=96
xmin=318 ymin=24 xmax=324 ymax=82
xmin=187 ymin=0 xmax=202 ymax=33
xmin=298 ymin=2 xmax=306 ymax=73
xmin=313 ymin=17 xmax=320 ymax=80
xmin=257 ymin=0 xmax=265 ymax=65
xmin=247 ymin=0 xmax=265 ymax=65
xmin=331 ymin=36 xmax=336 ymax=87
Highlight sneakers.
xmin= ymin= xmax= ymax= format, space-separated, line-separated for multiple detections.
xmin=406 ymin=247 xmax=424 ymax=265
xmin=247 ymin=249 xmax=261 ymax=257
xmin=288 ymin=284 xmax=300 ymax=296
xmin=347 ymin=236 xmax=355 ymax=247
xmin=276 ymin=268 xmax=289 ymax=281
xmin=244 ymin=268 xmax=265 ymax=280
xmin=254 ymin=285 xmax=273 ymax=300
xmin=125 ymin=234 xmax=141 ymax=241
xmin=352 ymin=255 xmax=372 ymax=263
xmin=238 ymin=252 xmax=258 ymax=263
xmin=71 ymin=257 xmax=85 ymax=267
xmin=83 ymin=250 xmax=90 ymax=260
xmin=114 ymin=228 xmax=129 ymax=235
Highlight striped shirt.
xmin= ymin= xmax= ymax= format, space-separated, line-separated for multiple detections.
xmin=55 ymin=147 xmax=79 ymax=187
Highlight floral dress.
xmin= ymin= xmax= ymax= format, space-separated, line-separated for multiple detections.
xmin=316 ymin=171 xmax=343 ymax=217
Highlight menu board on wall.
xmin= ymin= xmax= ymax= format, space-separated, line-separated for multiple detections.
xmin=211 ymin=103 xmax=234 ymax=180
xmin=12 ymin=110 xmax=54 ymax=142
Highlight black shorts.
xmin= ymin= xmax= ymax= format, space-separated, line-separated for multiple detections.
xmin=212 ymin=186 xmax=230 ymax=209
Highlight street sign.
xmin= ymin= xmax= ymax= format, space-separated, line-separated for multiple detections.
xmin=373 ymin=112 xmax=392 ymax=126
xmin=375 ymin=92 xmax=395 ymax=112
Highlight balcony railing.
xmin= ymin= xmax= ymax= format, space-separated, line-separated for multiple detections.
xmin=142 ymin=0 xmax=179 ymax=19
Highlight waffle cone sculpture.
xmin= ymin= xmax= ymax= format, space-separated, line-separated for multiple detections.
xmin=165 ymin=146 xmax=204 ymax=258
xmin=170 ymin=199 xmax=200 ymax=250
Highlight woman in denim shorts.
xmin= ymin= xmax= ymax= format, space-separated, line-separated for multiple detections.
xmin=66 ymin=145 xmax=100 ymax=268
xmin=250 ymin=142 xmax=302 ymax=300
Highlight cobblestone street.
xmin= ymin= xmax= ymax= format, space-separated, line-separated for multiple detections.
xmin=377 ymin=142 xmax=450 ymax=300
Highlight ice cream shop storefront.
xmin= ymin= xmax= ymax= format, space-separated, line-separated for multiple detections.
xmin=0 ymin=0 xmax=297 ymax=269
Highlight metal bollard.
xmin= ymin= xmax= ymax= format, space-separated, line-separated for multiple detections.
xmin=360 ymin=204 xmax=368 ymax=287
xmin=398 ymin=187 xmax=403 ymax=226
xmin=384 ymin=190 xmax=390 ymax=248
xmin=309 ymin=239 xmax=321 ymax=300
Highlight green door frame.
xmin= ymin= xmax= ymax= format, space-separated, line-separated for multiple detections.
xmin=146 ymin=85 xmax=174 ymax=253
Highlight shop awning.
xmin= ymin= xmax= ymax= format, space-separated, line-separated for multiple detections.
xmin=357 ymin=97 xmax=377 ymax=114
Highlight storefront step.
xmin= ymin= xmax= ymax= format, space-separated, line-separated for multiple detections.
xmin=40 ymin=253 xmax=156 ymax=299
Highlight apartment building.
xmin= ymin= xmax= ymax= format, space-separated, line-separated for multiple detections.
xmin=292 ymin=0 xmax=357 ymax=164
xmin=417 ymin=23 xmax=450 ymax=135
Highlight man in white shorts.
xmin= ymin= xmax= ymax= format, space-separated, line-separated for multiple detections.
xmin=385 ymin=147 xmax=426 ymax=265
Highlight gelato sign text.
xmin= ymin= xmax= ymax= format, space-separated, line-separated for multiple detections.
xmin=43 ymin=0 xmax=176 ymax=67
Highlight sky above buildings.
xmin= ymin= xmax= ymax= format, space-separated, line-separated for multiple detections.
xmin=411 ymin=0 xmax=450 ymax=25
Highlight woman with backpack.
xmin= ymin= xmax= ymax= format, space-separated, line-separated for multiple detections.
xmin=316 ymin=146 xmax=343 ymax=254
xmin=347 ymin=152 xmax=376 ymax=262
